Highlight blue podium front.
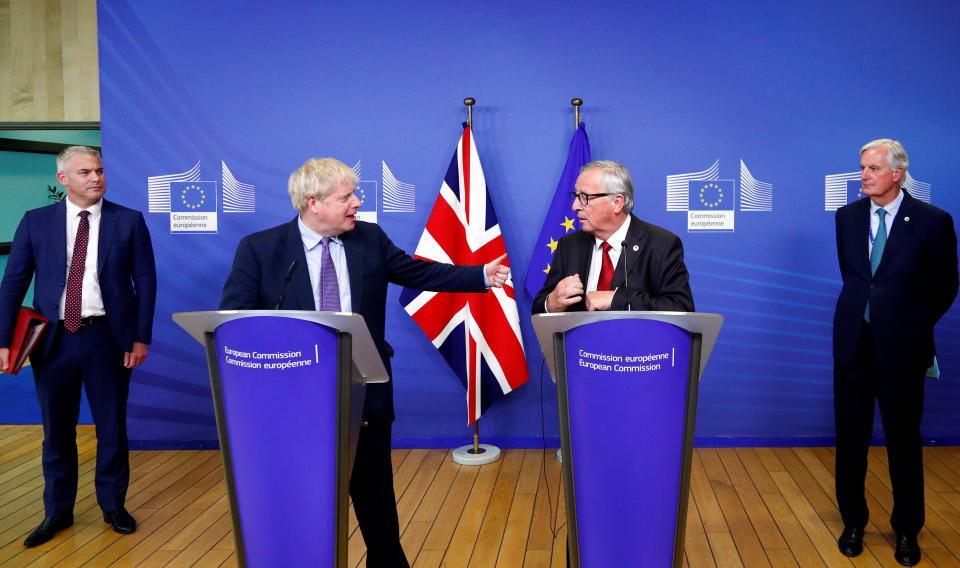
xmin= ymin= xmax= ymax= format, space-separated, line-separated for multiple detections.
xmin=534 ymin=312 xmax=722 ymax=568
xmin=173 ymin=310 xmax=385 ymax=568
xmin=213 ymin=316 xmax=343 ymax=566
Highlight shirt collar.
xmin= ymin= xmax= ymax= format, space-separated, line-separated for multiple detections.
xmin=66 ymin=197 xmax=103 ymax=220
xmin=870 ymin=188 xmax=904 ymax=218
xmin=594 ymin=215 xmax=631 ymax=252
xmin=298 ymin=215 xmax=341 ymax=250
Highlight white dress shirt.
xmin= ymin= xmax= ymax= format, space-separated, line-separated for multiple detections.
xmin=298 ymin=216 xmax=353 ymax=312
xmin=585 ymin=216 xmax=631 ymax=292
xmin=59 ymin=199 xmax=106 ymax=319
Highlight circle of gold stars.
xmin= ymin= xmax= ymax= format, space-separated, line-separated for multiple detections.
xmin=181 ymin=184 xmax=206 ymax=209
xmin=698 ymin=183 xmax=724 ymax=208
xmin=357 ymin=186 xmax=366 ymax=206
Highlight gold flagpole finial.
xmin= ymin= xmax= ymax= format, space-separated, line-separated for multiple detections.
xmin=464 ymin=97 xmax=475 ymax=127
xmin=571 ymin=98 xmax=583 ymax=129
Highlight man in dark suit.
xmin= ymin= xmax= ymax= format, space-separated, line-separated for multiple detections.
xmin=833 ymin=139 xmax=958 ymax=566
xmin=220 ymin=157 xmax=509 ymax=567
xmin=533 ymin=160 xmax=694 ymax=315
xmin=0 ymin=146 xmax=157 ymax=547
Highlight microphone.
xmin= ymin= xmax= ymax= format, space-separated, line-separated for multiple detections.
xmin=621 ymin=240 xmax=630 ymax=311
xmin=273 ymin=260 xmax=299 ymax=309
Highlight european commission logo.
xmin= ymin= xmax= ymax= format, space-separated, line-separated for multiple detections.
xmin=666 ymin=159 xmax=773 ymax=232
xmin=147 ymin=160 xmax=255 ymax=234
xmin=350 ymin=160 xmax=418 ymax=222
xmin=824 ymin=171 xmax=931 ymax=211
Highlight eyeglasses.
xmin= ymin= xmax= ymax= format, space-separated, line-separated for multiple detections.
xmin=570 ymin=191 xmax=613 ymax=206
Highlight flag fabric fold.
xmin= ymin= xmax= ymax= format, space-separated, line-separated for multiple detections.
xmin=399 ymin=125 xmax=528 ymax=426
xmin=524 ymin=123 xmax=592 ymax=299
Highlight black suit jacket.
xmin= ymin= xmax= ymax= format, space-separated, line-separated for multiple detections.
xmin=219 ymin=217 xmax=486 ymax=424
xmin=533 ymin=214 xmax=694 ymax=314
xmin=833 ymin=191 xmax=958 ymax=372
xmin=0 ymin=199 xmax=157 ymax=355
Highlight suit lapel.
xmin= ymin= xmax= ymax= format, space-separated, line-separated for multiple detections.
xmin=284 ymin=218 xmax=315 ymax=310
xmin=574 ymin=231 xmax=593 ymax=283
xmin=97 ymin=200 xmax=117 ymax=274
xmin=611 ymin=215 xmax=645 ymax=290
xmin=342 ymin=227 xmax=364 ymax=311
xmin=51 ymin=200 xmax=68 ymax=273
xmin=853 ymin=198 xmax=872 ymax=277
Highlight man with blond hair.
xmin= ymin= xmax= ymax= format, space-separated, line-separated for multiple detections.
xmin=221 ymin=157 xmax=509 ymax=567
xmin=833 ymin=139 xmax=958 ymax=566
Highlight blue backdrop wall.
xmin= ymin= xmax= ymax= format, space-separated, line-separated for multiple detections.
xmin=16 ymin=0 xmax=958 ymax=448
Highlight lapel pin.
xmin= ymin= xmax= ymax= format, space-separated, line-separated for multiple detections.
xmin=904 ymin=216 xmax=910 ymax=222
xmin=632 ymin=244 xmax=639 ymax=252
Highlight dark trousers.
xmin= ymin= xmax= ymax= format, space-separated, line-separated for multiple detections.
xmin=834 ymin=322 xmax=926 ymax=536
xmin=30 ymin=321 xmax=131 ymax=516
xmin=350 ymin=421 xmax=410 ymax=568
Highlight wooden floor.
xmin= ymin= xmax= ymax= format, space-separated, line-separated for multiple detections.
xmin=2 ymin=426 xmax=960 ymax=567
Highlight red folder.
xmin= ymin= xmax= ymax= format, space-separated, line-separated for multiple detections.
xmin=5 ymin=307 xmax=48 ymax=375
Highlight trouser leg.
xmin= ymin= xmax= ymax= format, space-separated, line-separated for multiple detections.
xmin=79 ymin=322 xmax=131 ymax=512
xmin=31 ymin=325 xmax=84 ymax=517
xmin=350 ymin=421 xmax=409 ymax=568
xmin=834 ymin=324 xmax=876 ymax=529
xmin=876 ymin=369 xmax=926 ymax=536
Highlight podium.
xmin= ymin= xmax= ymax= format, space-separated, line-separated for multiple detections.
xmin=532 ymin=311 xmax=723 ymax=568
xmin=173 ymin=310 xmax=388 ymax=568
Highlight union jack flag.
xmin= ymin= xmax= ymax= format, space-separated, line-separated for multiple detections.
xmin=399 ymin=125 xmax=529 ymax=426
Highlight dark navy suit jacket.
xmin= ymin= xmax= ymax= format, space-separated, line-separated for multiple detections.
xmin=532 ymin=214 xmax=695 ymax=314
xmin=0 ymin=199 xmax=157 ymax=355
xmin=833 ymin=191 xmax=958 ymax=372
xmin=219 ymin=217 xmax=486 ymax=425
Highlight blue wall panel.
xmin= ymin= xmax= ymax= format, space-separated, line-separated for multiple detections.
xmin=54 ymin=0 xmax=960 ymax=447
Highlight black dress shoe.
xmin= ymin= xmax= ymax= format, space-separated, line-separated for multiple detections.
xmin=103 ymin=508 xmax=137 ymax=534
xmin=894 ymin=533 xmax=921 ymax=566
xmin=23 ymin=512 xmax=74 ymax=547
xmin=837 ymin=526 xmax=864 ymax=557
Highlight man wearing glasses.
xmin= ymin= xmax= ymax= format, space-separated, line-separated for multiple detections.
xmin=533 ymin=160 xmax=694 ymax=314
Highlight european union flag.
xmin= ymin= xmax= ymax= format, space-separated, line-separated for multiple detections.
xmin=171 ymin=181 xmax=217 ymax=212
xmin=688 ymin=180 xmax=734 ymax=210
xmin=524 ymin=124 xmax=591 ymax=299
xmin=847 ymin=179 xmax=865 ymax=203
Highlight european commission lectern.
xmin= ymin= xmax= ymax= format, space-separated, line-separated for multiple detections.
xmin=532 ymin=311 xmax=723 ymax=568
xmin=174 ymin=310 xmax=387 ymax=568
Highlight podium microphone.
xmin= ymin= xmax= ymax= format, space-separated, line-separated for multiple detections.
xmin=621 ymin=240 xmax=630 ymax=311
xmin=273 ymin=260 xmax=299 ymax=309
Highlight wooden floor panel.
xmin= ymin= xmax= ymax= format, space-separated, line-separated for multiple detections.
xmin=1 ymin=426 xmax=959 ymax=567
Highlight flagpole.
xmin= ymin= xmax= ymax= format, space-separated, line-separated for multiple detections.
xmin=558 ymin=98 xmax=585 ymax=465
xmin=452 ymin=96 xmax=502 ymax=467
xmin=464 ymin=97 xmax=474 ymax=127
xmin=572 ymin=97 xmax=582 ymax=128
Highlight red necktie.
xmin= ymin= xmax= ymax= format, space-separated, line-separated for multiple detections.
xmin=598 ymin=241 xmax=614 ymax=291
xmin=64 ymin=210 xmax=90 ymax=333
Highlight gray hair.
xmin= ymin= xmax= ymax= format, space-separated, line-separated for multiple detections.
xmin=580 ymin=160 xmax=634 ymax=213
xmin=861 ymin=139 xmax=909 ymax=176
xmin=56 ymin=146 xmax=101 ymax=173
xmin=288 ymin=158 xmax=359 ymax=211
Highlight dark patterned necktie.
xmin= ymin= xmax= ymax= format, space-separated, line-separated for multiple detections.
xmin=598 ymin=241 xmax=614 ymax=291
xmin=320 ymin=237 xmax=341 ymax=311
xmin=64 ymin=210 xmax=90 ymax=332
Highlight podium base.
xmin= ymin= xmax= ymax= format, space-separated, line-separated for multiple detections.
xmin=451 ymin=444 xmax=501 ymax=465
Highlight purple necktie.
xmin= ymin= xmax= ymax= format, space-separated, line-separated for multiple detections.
xmin=64 ymin=210 xmax=90 ymax=332
xmin=320 ymin=237 xmax=341 ymax=311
